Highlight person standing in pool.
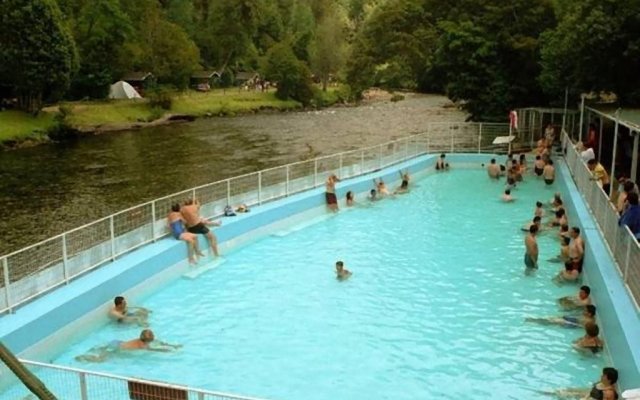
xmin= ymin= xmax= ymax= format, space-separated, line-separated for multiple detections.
xmin=487 ymin=158 xmax=501 ymax=179
xmin=534 ymin=155 xmax=545 ymax=177
xmin=182 ymin=199 xmax=221 ymax=257
xmin=335 ymin=261 xmax=352 ymax=280
xmin=325 ymin=174 xmax=341 ymax=212
xmin=75 ymin=329 xmax=181 ymax=362
xmin=568 ymin=227 xmax=585 ymax=271
xmin=395 ymin=171 xmax=410 ymax=193
xmin=524 ymin=224 xmax=539 ymax=274
xmin=109 ymin=296 xmax=150 ymax=326
xmin=435 ymin=154 xmax=446 ymax=170
xmin=539 ymin=367 xmax=619 ymax=400
xmin=346 ymin=191 xmax=355 ymax=207
xmin=543 ymin=159 xmax=555 ymax=185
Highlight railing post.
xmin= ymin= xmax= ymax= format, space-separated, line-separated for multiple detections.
xmin=313 ymin=159 xmax=318 ymax=187
xmin=226 ymin=179 xmax=231 ymax=205
xmin=624 ymin=235 xmax=632 ymax=283
xmin=339 ymin=153 xmax=343 ymax=178
xmin=62 ymin=233 xmax=69 ymax=284
xmin=360 ymin=150 xmax=365 ymax=174
xmin=151 ymin=201 xmax=157 ymax=241
xmin=405 ymin=138 xmax=409 ymax=160
xmin=79 ymin=371 xmax=88 ymax=400
xmin=2 ymin=257 xmax=12 ymax=313
xmin=197 ymin=392 xmax=205 ymax=400
xmin=191 ymin=188 xmax=196 ymax=202
xmin=378 ymin=144 xmax=383 ymax=169
xmin=110 ymin=215 xmax=116 ymax=261
xmin=450 ymin=124 xmax=454 ymax=153
xmin=478 ymin=123 xmax=483 ymax=153
xmin=258 ymin=171 xmax=262 ymax=205
xmin=285 ymin=165 xmax=290 ymax=196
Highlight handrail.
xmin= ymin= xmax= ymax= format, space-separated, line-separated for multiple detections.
xmin=0 ymin=121 xmax=521 ymax=314
xmin=18 ymin=359 xmax=273 ymax=400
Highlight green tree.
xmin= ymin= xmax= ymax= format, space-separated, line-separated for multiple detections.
xmin=310 ymin=7 xmax=347 ymax=90
xmin=263 ymin=42 xmax=313 ymax=105
xmin=0 ymin=0 xmax=78 ymax=112
xmin=539 ymin=0 xmax=640 ymax=105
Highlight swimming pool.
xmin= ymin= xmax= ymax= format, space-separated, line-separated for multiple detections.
xmin=5 ymin=168 xmax=607 ymax=400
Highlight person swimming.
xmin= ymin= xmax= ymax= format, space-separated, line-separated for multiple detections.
xmin=75 ymin=329 xmax=181 ymax=362
xmin=335 ymin=261 xmax=352 ymax=280
xmin=368 ymin=189 xmax=378 ymax=201
xmin=435 ymin=154 xmax=446 ymax=170
xmin=558 ymin=285 xmax=592 ymax=310
xmin=548 ymin=235 xmax=571 ymax=264
xmin=395 ymin=171 xmax=410 ymax=193
xmin=573 ymin=321 xmax=604 ymax=354
xmin=108 ymin=296 xmax=150 ymax=326
xmin=346 ymin=191 xmax=355 ymax=206
xmin=502 ymin=189 xmax=515 ymax=202
xmin=539 ymin=367 xmax=619 ymax=400
xmin=525 ymin=305 xmax=596 ymax=328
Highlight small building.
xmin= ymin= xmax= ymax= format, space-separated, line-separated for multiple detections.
xmin=235 ymin=71 xmax=260 ymax=87
xmin=190 ymin=71 xmax=221 ymax=91
xmin=122 ymin=72 xmax=154 ymax=96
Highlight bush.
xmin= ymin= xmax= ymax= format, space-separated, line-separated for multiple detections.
xmin=390 ymin=93 xmax=405 ymax=102
xmin=146 ymin=107 xmax=165 ymax=122
xmin=46 ymin=105 xmax=76 ymax=140
xmin=147 ymin=86 xmax=173 ymax=110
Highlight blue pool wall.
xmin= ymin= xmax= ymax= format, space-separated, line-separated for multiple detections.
xmin=1 ymin=153 xmax=638 ymax=390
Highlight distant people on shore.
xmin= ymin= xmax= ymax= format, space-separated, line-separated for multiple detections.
xmin=75 ymin=329 xmax=181 ymax=362
xmin=109 ymin=296 xmax=150 ymax=326
xmin=181 ymin=199 xmax=221 ymax=257
xmin=325 ymin=174 xmax=341 ymax=212
xmin=168 ymin=204 xmax=204 ymax=264
xmin=619 ymin=192 xmax=640 ymax=239
xmin=335 ymin=261 xmax=352 ymax=280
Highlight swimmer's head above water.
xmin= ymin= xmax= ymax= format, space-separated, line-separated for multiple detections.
xmin=140 ymin=329 xmax=155 ymax=343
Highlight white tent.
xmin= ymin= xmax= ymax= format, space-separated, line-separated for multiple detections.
xmin=108 ymin=81 xmax=142 ymax=99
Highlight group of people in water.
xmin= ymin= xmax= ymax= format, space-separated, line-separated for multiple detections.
xmin=75 ymin=296 xmax=180 ymax=362
xmin=487 ymin=131 xmax=621 ymax=399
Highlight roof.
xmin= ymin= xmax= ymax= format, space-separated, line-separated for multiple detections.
xmin=122 ymin=72 xmax=153 ymax=82
xmin=235 ymin=71 xmax=259 ymax=81
xmin=587 ymin=105 xmax=640 ymax=133
xmin=191 ymin=70 xmax=221 ymax=79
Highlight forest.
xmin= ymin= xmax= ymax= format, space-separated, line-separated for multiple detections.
xmin=0 ymin=0 xmax=639 ymax=120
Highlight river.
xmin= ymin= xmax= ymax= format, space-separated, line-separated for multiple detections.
xmin=0 ymin=94 xmax=466 ymax=255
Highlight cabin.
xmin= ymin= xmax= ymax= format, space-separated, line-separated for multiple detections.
xmin=190 ymin=71 xmax=221 ymax=91
xmin=122 ymin=72 xmax=154 ymax=96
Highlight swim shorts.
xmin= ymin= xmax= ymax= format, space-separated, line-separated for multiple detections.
xmin=562 ymin=316 xmax=580 ymax=325
xmin=545 ymin=178 xmax=554 ymax=185
xmin=325 ymin=192 xmax=337 ymax=205
xmin=534 ymin=167 xmax=543 ymax=176
xmin=524 ymin=253 xmax=538 ymax=270
xmin=187 ymin=223 xmax=210 ymax=235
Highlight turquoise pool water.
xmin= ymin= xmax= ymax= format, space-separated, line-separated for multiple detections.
xmin=12 ymin=169 xmax=606 ymax=399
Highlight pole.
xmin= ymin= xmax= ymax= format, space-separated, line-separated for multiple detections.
xmin=631 ymin=131 xmax=639 ymax=183
xmin=2 ymin=258 xmax=11 ymax=313
xmin=258 ymin=171 xmax=262 ymax=205
xmin=561 ymin=87 xmax=568 ymax=133
xmin=109 ymin=216 xmax=116 ymax=260
xmin=578 ymin=94 xmax=586 ymax=143
xmin=62 ymin=234 xmax=69 ymax=284
xmin=285 ymin=165 xmax=290 ymax=196
xmin=610 ymin=109 xmax=620 ymax=197
xmin=478 ymin=123 xmax=482 ymax=153
xmin=598 ymin=117 xmax=604 ymax=163
xmin=508 ymin=124 xmax=513 ymax=155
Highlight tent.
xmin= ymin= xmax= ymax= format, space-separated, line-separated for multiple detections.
xmin=108 ymin=81 xmax=142 ymax=99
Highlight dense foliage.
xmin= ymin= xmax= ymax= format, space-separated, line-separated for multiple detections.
xmin=0 ymin=0 xmax=638 ymax=118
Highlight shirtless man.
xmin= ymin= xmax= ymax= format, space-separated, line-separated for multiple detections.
xmin=558 ymin=285 xmax=592 ymax=310
xmin=109 ymin=296 xmax=150 ymax=326
xmin=543 ymin=159 xmax=555 ymax=185
xmin=568 ymin=226 xmax=585 ymax=271
xmin=181 ymin=199 xmax=221 ymax=256
xmin=374 ymin=178 xmax=391 ymax=197
xmin=335 ymin=261 xmax=352 ymax=280
xmin=487 ymin=158 xmax=500 ymax=179
xmin=533 ymin=155 xmax=545 ymax=177
xmin=502 ymin=189 xmax=514 ymax=202
xmin=524 ymin=224 xmax=539 ymax=275
xmin=325 ymin=174 xmax=340 ymax=211
xmin=75 ymin=329 xmax=181 ymax=362
xmin=526 ymin=304 xmax=596 ymax=328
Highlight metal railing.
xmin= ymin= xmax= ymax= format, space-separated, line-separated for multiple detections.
xmin=1 ymin=359 xmax=271 ymax=400
xmin=562 ymin=132 xmax=640 ymax=308
xmin=0 ymin=122 xmax=524 ymax=314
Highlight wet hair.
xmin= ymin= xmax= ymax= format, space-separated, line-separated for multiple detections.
xmin=440 ymin=153 xmax=446 ymax=158
xmin=628 ymin=191 xmax=639 ymax=205
xmin=507 ymin=153 xmax=513 ymax=159
xmin=585 ymin=305 xmax=596 ymax=317
xmin=555 ymin=209 xmax=565 ymax=218
xmin=519 ymin=154 xmax=525 ymax=161
xmin=533 ymin=216 xmax=542 ymax=223
xmin=580 ymin=285 xmax=591 ymax=296
xmin=490 ymin=158 xmax=496 ymax=164
xmin=346 ymin=191 xmax=354 ymax=201
xmin=370 ymin=189 xmax=376 ymax=195
xmin=530 ymin=224 xmax=538 ymax=234
xmin=584 ymin=322 xmax=599 ymax=337
xmin=603 ymin=367 xmax=618 ymax=384
xmin=336 ymin=261 xmax=344 ymax=267
xmin=561 ymin=224 xmax=569 ymax=232
xmin=536 ymin=201 xmax=542 ymax=208
xmin=507 ymin=177 xmax=515 ymax=185
xmin=536 ymin=155 xmax=541 ymax=160
xmin=140 ymin=329 xmax=154 ymax=343
xmin=623 ymin=181 xmax=635 ymax=193
xmin=171 ymin=203 xmax=180 ymax=212
xmin=547 ymin=159 xmax=554 ymax=165
xmin=505 ymin=189 xmax=511 ymax=195
xmin=114 ymin=296 xmax=125 ymax=306
xmin=562 ymin=236 xmax=571 ymax=245
xmin=572 ymin=227 xmax=581 ymax=235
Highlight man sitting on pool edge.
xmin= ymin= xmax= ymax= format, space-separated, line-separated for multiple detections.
xmin=109 ymin=296 xmax=151 ymax=326
xmin=75 ymin=329 xmax=181 ymax=362
xmin=336 ymin=261 xmax=352 ymax=280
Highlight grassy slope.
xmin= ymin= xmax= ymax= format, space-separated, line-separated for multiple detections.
xmin=0 ymin=111 xmax=55 ymax=141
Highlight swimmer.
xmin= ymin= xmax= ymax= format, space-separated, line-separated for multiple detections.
xmin=534 ymin=155 xmax=545 ymax=177
xmin=573 ymin=322 xmax=604 ymax=354
xmin=558 ymin=285 xmax=592 ymax=310
xmin=325 ymin=174 xmax=341 ymax=212
xmin=543 ymin=159 xmax=556 ymax=185
xmin=519 ymin=154 xmax=527 ymax=173
xmin=549 ymin=192 xmax=563 ymax=209
xmin=368 ymin=189 xmax=378 ymax=201
xmin=75 ymin=329 xmax=181 ymax=362
xmin=525 ymin=305 xmax=596 ymax=328
xmin=487 ymin=158 xmax=501 ymax=179
xmin=374 ymin=178 xmax=391 ymax=196
xmin=549 ymin=208 xmax=568 ymax=227
xmin=538 ymin=367 xmax=619 ymax=400
xmin=558 ymin=224 xmax=570 ymax=241
xmin=506 ymin=176 xmax=517 ymax=190
xmin=553 ymin=257 xmax=582 ymax=284
xmin=435 ymin=153 xmax=446 ymax=171
xmin=109 ymin=296 xmax=150 ymax=326
xmin=394 ymin=171 xmax=410 ymax=194
xmin=548 ymin=235 xmax=571 ymax=263
xmin=534 ymin=201 xmax=545 ymax=218
xmin=524 ymin=224 xmax=539 ymax=275
xmin=522 ymin=216 xmax=542 ymax=232
xmin=502 ymin=189 xmax=515 ymax=202
xmin=335 ymin=261 xmax=352 ymax=280
xmin=346 ymin=191 xmax=355 ymax=207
